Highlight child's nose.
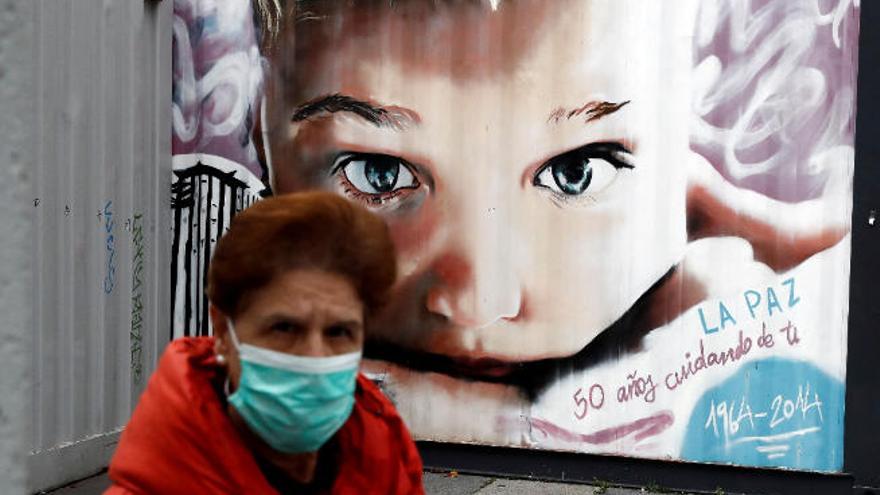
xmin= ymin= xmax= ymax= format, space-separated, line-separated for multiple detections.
xmin=426 ymin=202 xmax=523 ymax=328
xmin=424 ymin=164 xmax=525 ymax=328
xmin=425 ymin=248 xmax=523 ymax=329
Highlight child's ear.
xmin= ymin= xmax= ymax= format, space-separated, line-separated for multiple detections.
xmin=253 ymin=95 xmax=276 ymax=193
xmin=686 ymin=153 xmax=850 ymax=272
xmin=252 ymin=101 xmax=268 ymax=174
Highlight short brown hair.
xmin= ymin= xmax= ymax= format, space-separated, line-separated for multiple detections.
xmin=207 ymin=191 xmax=397 ymax=318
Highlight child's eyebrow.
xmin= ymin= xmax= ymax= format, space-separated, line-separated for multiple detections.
xmin=547 ymin=100 xmax=631 ymax=124
xmin=291 ymin=93 xmax=421 ymax=130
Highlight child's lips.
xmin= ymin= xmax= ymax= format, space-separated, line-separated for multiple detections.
xmin=364 ymin=338 xmax=538 ymax=382
xmin=446 ymin=356 xmax=519 ymax=378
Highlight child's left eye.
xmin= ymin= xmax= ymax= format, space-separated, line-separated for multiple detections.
xmin=533 ymin=142 xmax=634 ymax=197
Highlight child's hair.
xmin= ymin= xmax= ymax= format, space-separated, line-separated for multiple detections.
xmin=252 ymin=0 xmax=505 ymax=52
xmin=253 ymin=0 xmax=284 ymax=51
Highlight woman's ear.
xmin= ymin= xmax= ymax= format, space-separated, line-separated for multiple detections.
xmin=209 ymin=305 xmax=231 ymax=358
xmin=686 ymin=152 xmax=850 ymax=272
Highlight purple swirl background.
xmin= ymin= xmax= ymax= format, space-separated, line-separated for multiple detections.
xmin=173 ymin=0 xmax=265 ymax=177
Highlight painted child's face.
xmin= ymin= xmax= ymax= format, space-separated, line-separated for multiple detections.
xmin=267 ymin=0 xmax=691 ymax=377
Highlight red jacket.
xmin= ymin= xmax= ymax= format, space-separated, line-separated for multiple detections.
xmin=105 ymin=338 xmax=424 ymax=495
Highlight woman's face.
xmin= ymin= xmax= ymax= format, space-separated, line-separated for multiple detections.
xmin=267 ymin=1 xmax=691 ymax=375
xmin=213 ymin=269 xmax=365 ymax=387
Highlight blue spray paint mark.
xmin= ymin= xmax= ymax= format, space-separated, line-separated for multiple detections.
xmin=681 ymin=358 xmax=843 ymax=472
xmin=103 ymin=200 xmax=117 ymax=294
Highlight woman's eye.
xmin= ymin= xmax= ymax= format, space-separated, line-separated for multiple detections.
xmin=325 ymin=325 xmax=354 ymax=340
xmin=270 ymin=321 xmax=294 ymax=333
xmin=533 ymin=143 xmax=633 ymax=197
xmin=337 ymin=154 xmax=418 ymax=195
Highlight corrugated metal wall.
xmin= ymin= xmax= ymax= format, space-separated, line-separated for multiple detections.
xmin=28 ymin=0 xmax=171 ymax=491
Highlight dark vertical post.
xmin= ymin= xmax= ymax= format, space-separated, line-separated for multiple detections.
xmin=183 ymin=174 xmax=195 ymax=336
xmin=845 ymin=1 xmax=880 ymax=488
xmin=200 ymin=176 xmax=214 ymax=335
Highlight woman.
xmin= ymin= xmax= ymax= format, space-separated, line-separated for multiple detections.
xmin=106 ymin=192 xmax=424 ymax=494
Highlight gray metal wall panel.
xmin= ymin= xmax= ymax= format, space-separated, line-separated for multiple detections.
xmin=29 ymin=0 xmax=171 ymax=489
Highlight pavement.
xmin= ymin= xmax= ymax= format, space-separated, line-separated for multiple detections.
xmin=46 ymin=470 xmax=705 ymax=495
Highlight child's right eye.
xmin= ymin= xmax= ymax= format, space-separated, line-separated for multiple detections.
xmin=334 ymin=152 xmax=420 ymax=195
xmin=331 ymin=152 xmax=424 ymax=208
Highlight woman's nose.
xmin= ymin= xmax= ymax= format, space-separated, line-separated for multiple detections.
xmin=295 ymin=329 xmax=331 ymax=357
xmin=425 ymin=243 xmax=523 ymax=329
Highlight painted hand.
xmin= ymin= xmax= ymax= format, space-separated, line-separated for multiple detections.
xmin=686 ymin=152 xmax=852 ymax=272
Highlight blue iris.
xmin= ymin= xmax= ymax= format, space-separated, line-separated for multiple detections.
xmin=552 ymin=159 xmax=593 ymax=195
xmin=365 ymin=157 xmax=400 ymax=193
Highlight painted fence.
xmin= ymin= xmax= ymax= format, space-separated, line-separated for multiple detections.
xmin=173 ymin=0 xmax=858 ymax=476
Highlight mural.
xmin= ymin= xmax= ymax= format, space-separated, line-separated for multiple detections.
xmin=172 ymin=0 xmax=268 ymax=337
xmin=173 ymin=0 xmax=859 ymax=472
